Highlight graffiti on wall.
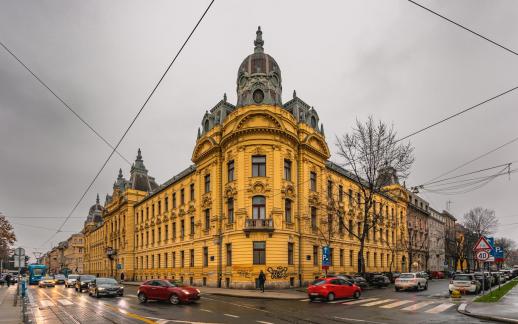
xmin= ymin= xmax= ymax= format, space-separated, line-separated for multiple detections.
xmin=267 ymin=266 xmax=288 ymax=279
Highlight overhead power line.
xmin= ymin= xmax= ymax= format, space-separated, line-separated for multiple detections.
xmin=422 ymin=135 xmax=518 ymax=185
xmin=407 ymin=0 xmax=518 ymax=57
xmin=421 ymin=162 xmax=512 ymax=186
xmin=0 ymin=41 xmax=131 ymax=166
xmin=397 ymin=86 xmax=518 ymax=142
xmin=41 ymin=0 xmax=216 ymax=248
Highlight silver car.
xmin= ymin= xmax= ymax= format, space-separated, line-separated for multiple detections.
xmin=65 ymin=274 xmax=79 ymax=288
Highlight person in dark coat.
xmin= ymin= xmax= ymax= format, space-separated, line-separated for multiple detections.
xmin=5 ymin=274 xmax=11 ymax=287
xmin=258 ymin=270 xmax=266 ymax=293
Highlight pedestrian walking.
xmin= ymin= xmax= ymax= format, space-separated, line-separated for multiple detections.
xmin=5 ymin=274 xmax=11 ymax=287
xmin=258 ymin=270 xmax=266 ymax=293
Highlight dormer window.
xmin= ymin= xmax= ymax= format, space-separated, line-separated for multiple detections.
xmin=204 ymin=119 xmax=210 ymax=132
xmin=310 ymin=116 xmax=317 ymax=128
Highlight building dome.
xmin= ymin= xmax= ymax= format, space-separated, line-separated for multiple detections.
xmin=236 ymin=27 xmax=282 ymax=107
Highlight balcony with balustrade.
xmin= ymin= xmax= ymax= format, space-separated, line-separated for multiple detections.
xmin=243 ymin=218 xmax=274 ymax=237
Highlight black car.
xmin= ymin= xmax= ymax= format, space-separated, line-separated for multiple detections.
xmin=368 ymin=274 xmax=391 ymax=288
xmin=88 ymin=278 xmax=123 ymax=298
xmin=337 ymin=274 xmax=368 ymax=289
xmin=75 ymin=275 xmax=96 ymax=292
xmin=474 ymin=272 xmax=491 ymax=290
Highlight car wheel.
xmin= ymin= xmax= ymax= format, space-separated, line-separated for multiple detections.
xmin=424 ymin=283 xmax=428 ymax=290
xmin=88 ymin=291 xmax=92 ymax=296
xmin=138 ymin=293 xmax=147 ymax=303
xmin=327 ymin=292 xmax=335 ymax=302
xmin=169 ymin=294 xmax=180 ymax=305
xmin=395 ymin=287 xmax=399 ymax=292
xmin=96 ymin=290 xmax=100 ymax=298
xmin=353 ymin=291 xmax=361 ymax=299
xmin=309 ymin=296 xmax=316 ymax=302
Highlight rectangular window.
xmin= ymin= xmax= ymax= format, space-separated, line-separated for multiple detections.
xmin=227 ymin=160 xmax=234 ymax=182
xmin=338 ymin=214 xmax=344 ymax=234
xmin=357 ymin=222 xmax=361 ymax=237
xmin=180 ymin=220 xmax=185 ymax=238
xmin=146 ymin=207 xmax=149 ymax=219
xmin=348 ymin=189 xmax=353 ymax=205
xmin=366 ymin=252 xmax=370 ymax=267
xmin=357 ymin=192 xmax=361 ymax=207
xmin=164 ymin=253 xmax=168 ymax=268
xmin=227 ymin=198 xmax=234 ymax=224
xmin=172 ymin=252 xmax=176 ymax=268
xmin=146 ymin=255 xmax=148 ymax=269
xmin=190 ymin=184 xmax=195 ymax=201
xmin=180 ymin=189 xmax=185 ymax=205
xmin=151 ymin=229 xmax=155 ymax=244
xmin=339 ymin=185 xmax=343 ymax=202
xmin=374 ymin=252 xmax=377 ymax=268
xmin=381 ymin=253 xmax=384 ymax=268
xmin=349 ymin=250 xmax=353 ymax=266
xmin=165 ymin=197 xmax=169 ymax=211
xmin=173 ymin=222 xmax=177 ymax=240
xmin=204 ymin=174 xmax=210 ymax=193
xmin=165 ymin=225 xmax=169 ymax=241
xmin=310 ymin=172 xmax=317 ymax=191
xmin=158 ymin=254 xmax=161 ymax=268
xmin=284 ymin=159 xmax=292 ymax=181
xmin=173 ymin=192 xmax=177 ymax=208
xmin=253 ymin=241 xmax=266 ymax=265
xmin=311 ymin=207 xmax=317 ymax=229
xmin=181 ymin=250 xmax=185 ymax=268
xmin=348 ymin=219 xmax=353 ymax=237
xmin=285 ymin=199 xmax=292 ymax=223
xmin=152 ymin=204 xmax=155 ymax=217
xmin=327 ymin=180 xmax=333 ymax=199
xmin=190 ymin=216 xmax=195 ymax=235
xmin=252 ymin=155 xmax=266 ymax=177
xmin=157 ymin=227 xmax=161 ymax=242
xmin=203 ymin=247 xmax=208 ymax=267
xmin=313 ymin=246 xmax=319 ymax=266
xmin=190 ymin=249 xmax=195 ymax=267
xmin=252 ymin=196 xmax=266 ymax=219
xmin=158 ymin=201 xmax=161 ymax=215
xmin=151 ymin=255 xmax=154 ymax=268
xmin=340 ymin=249 xmax=344 ymax=266
xmin=288 ymin=242 xmax=294 ymax=265
xmin=226 ymin=243 xmax=232 ymax=266
xmin=205 ymin=209 xmax=210 ymax=230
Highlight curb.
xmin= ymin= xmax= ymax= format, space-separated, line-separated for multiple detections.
xmin=457 ymin=303 xmax=518 ymax=324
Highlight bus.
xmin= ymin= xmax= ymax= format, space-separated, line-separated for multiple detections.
xmin=28 ymin=264 xmax=47 ymax=285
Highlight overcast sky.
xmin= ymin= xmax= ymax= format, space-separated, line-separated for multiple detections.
xmin=1 ymin=0 xmax=517 ymax=260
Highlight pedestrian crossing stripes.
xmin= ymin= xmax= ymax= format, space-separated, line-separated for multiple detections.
xmin=57 ymin=299 xmax=73 ymax=306
xmin=301 ymin=296 xmax=458 ymax=314
xmin=39 ymin=299 xmax=55 ymax=307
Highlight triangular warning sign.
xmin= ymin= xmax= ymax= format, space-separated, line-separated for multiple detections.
xmin=473 ymin=236 xmax=492 ymax=251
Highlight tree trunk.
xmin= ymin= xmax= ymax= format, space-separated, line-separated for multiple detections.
xmin=408 ymin=250 xmax=413 ymax=272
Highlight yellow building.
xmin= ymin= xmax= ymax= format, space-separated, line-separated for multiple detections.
xmin=127 ymin=27 xmax=409 ymax=288
xmin=63 ymin=233 xmax=84 ymax=274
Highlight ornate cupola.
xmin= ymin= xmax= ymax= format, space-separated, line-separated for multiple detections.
xmin=236 ymin=26 xmax=282 ymax=107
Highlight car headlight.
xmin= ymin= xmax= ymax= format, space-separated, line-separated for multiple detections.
xmin=119 ymin=286 xmax=124 ymax=290
xmin=98 ymin=287 xmax=105 ymax=291
xmin=181 ymin=289 xmax=190 ymax=294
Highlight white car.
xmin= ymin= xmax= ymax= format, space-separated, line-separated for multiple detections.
xmin=65 ymin=274 xmax=79 ymax=288
xmin=499 ymin=271 xmax=510 ymax=282
xmin=395 ymin=272 xmax=428 ymax=291
xmin=449 ymin=273 xmax=481 ymax=294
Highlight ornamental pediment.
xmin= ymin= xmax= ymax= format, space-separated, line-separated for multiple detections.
xmin=201 ymin=194 xmax=212 ymax=208
xmin=192 ymin=137 xmax=218 ymax=162
xmin=281 ymin=183 xmax=296 ymax=199
xmin=224 ymin=184 xmax=237 ymax=199
xmin=235 ymin=111 xmax=283 ymax=131
xmin=308 ymin=192 xmax=320 ymax=206
xmin=247 ymin=180 xmax=271 ymax=195
xmin=303 ymin=134 xmax=330 ymax=158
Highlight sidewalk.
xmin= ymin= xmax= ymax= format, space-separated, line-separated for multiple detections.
xmin=124 ymin=281 xmax=307 ymax=300
xmin=458 ymin=282 xmax=518 ymax=323
xmin=0 ymin=286 xmax=22 ymax=324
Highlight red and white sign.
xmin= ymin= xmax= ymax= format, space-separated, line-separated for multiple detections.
xmin=475 ymin=250 xmax=491 ymax=261
xmin=473 ymin=236 xmax=492 ymax=251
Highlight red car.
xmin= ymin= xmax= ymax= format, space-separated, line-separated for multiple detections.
xmin=307 ymin=277 xmax=361 ymax=302
xmin=137 ymin=279 xmax=200 ymax=305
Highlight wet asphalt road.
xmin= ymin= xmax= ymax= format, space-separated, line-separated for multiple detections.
xmin=27 ymin=280 xmax=496 ymax=324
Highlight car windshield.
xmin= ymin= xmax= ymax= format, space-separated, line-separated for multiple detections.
xmin=68 ymin=275 xmax=79 ymax=279
xmin=81 ymin=276 xmax=95 ymax=281
xmin=312 ymin=280 xmax=327 ymax=286
xmin=166 ymin=280 xmax=184 ymax=287
xmin=96 ymin=278 xmax=117 ymax=285
xmin=32 ymin=269 xmax=44 ymax=276
xmin=399 ymin=274 xmax=415 ymax=279
xmin=55 ymin=275 xmax=65 ymax=279
xmin=454 ymin=275 xmax=472 ymax=281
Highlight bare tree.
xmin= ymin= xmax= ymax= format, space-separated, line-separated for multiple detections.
xmin=495 ymin=237 xmax=517 ymax=263
xmin=462 ymin=207 xmax=498 ymax=237
xmin=336 ymin=116 xmax=414 ymax=273
xmin=0 ymin=213 xmax=16 ymax=260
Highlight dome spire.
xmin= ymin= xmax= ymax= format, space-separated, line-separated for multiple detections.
xmin=254 ymin=26 xmax=264 ymax=53
xmin=96 ymin=193 xmax=100 ymax=204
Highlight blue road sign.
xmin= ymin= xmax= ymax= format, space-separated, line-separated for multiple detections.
xmin=322 ymin=246 xmax=331 ymax=267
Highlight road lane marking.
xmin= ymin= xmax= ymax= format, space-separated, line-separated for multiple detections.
xmin=39 ymin=299 xmax=55 ymax=307
xmin=342 ymin=298 xmax=379 ymax=305
xmin=425 ymin=303 xmax=455 ymax=313
xmin=224 ymin=313 xmax=239 ymax=318
xmin=328 ymin=299 xmax=349 ymax=304
xmin=458 ymin=303 xmax=467 ymax=312
xmin=57 ymin=299 xmax=73 ymax=306
xmin=256 ymin=321 xmax=274 ymax=324
xmin=334 ymin=316 xmax=388 ymax=324
xmin=380 ymin=300 xmax=414 ymax=308
xmin=299 ymin=298 xmax=310 ymax=302
xmin=401 ymin=301 xmax=435 ymax=311
xmin=360 ymin=299 xmax=395 ymax=306
xmin=104 ymin=303 xmax=157 ymax=324
xmin=200 ymin=308 xmax=213 ymax=312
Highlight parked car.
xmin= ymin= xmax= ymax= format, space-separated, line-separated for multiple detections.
xmin=65 ymin=274 xmax=79 ymax=288
xmin=88 ymin=278 xmax=124 ymax=298
xmin=474 ymin=272 xmax=492 ymax=290
xmin=75 ymin=275 xmax=96 ymax=292
xmin=369 ymin=274 xmax=390 ymax=288
xmin=395 ymin=272 xmax=428 ymax=291
xmin=307 ymin=277 xmax=361 ymax=302
xmin=491 ymin=272 xmax=502 ymax=285
xmin=337 ymin=274 xmax=368 ymax=289
xmin=449 ymin=273 xmax=480 ymax=294
xmin=499 ymin=270 xmax=510 ymax=282
xmin=137 ymin=279 xmax=200 ymax=305
xmin=38 ymin=276 xmax=56 ymax=288
xmin=381 ymin=272 xmax=395 ymax=283
xmin=431 ymin=271 xmax=445 ymax=279
xmin=54 ymin=274 xmax=66 ymax=285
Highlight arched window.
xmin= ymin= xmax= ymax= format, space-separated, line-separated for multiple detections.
xmin=204 ymin=119 xmax=210 ymax=132
xmin=252 ymin=196 xmax=266 ymax=219
xmin=310 ymin=116 xmax=317 ymax=128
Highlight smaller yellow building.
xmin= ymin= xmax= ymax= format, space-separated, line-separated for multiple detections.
xmin=63 ymin=233 xmax=84 ymax=274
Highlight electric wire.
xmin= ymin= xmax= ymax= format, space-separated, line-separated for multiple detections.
xmin=41 ymin=0 xmax=215 ymax=248
xmin=0 ymin=41 xmax=131 ymax=166
xmin=396 ymin=86 xmax=518 ymax=142
xmin=407 ymin=0 xmax=518 ymax=57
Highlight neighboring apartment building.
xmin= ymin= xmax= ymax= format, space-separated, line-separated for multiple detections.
xmin=443 ymin=210 xmax=457 ymax=272
xmin=63 ymin=233 xmax=84 ymax=274
xmin=428 ymin=208 xmax=445 ymax=272
xmin=406 ymin=192 xmax=430 ymax=272
xmin=82 ymin=27 xmax=410 ymax=288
